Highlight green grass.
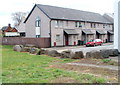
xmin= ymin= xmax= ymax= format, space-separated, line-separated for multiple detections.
xmin=2 ymin=45 xmax=106 ymax=83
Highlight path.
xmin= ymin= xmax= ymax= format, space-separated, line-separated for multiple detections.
xmin=67 ymin=63 xmax=119 ymax=70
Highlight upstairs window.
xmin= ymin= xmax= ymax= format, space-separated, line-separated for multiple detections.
xmin=55 ymin=20 xmax=59 ymax=27
xmin=75 ymin=22 xmax=82 ymax=27
xmin=55 ymin=20 xmax=63 ymax=28
xmin=35 ymin=16 xmax=41 ymax=27
xmin=94 ymin=24 xmax=96 ymax=28
xmin=103 ymin=24 xmax=105 ymax=28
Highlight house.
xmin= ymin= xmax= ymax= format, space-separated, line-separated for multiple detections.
xmin=24 ymin=4 xmax=114 ymax=47
xmin=17 ymin=17 xmax=26 ymax=37
xmin=1 ymin=24 xmax=20 ymax=37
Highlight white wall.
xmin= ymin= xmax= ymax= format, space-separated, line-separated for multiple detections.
xmin=114 ymin=0 xmax=120 ymax=52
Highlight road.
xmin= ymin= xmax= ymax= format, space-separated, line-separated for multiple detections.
xmin=43 ymin=43 xmax=114 ymax=54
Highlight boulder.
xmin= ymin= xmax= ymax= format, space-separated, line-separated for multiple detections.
xmin=100 ymin=49 xmax=110 ymax=58
xmin=108 ymin=49 xmax=119 ymax=56
xmin=22 ymin=47 xmax=31 ymax=52
xmin=70 ymin=51 xmax=84 ymax=59
xmin=29 ymin=48 xmax=40 ymax=54
xmin=86 ymin=51 xmax=103 ymax=59
xmin=13 ymin=45 xmax=24 ymax=52
xmin=60 ymin=50 xmax=71 ymax=58
xmin=47 ymin=50 xmax=60 ymax=57
xmin=37 ymin=49 xmax=48 ymax=55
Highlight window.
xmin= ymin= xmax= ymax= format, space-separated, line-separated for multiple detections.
xmin=75 ymin=22 xmax=82 ymax=27
xmin=56 ymin=35 xmax=60 ymax=41
xmin=55 ymin=20 xmax=59 ymax=27
xmin=91 ymin=23 xmax=93 ymax=28
xmin=103 ymin=24 xmax=105 ymax=28
xmin=94 ymin=24 xmax=96 ymax=28
xmin=35 ymin=16 xmax=41 ymax=27
xmin=36 ymin=35 xmax=40 ymax=38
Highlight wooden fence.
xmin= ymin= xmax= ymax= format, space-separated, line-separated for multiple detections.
xmin=2 ymin=37 xmax=51 ymax=48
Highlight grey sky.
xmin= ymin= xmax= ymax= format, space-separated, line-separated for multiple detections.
xmin=0 ymin=0 xmax=114 ymax=27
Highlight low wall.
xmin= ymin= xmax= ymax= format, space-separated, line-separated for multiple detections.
xmin=2 ymin=37 xmax=51 ymax=48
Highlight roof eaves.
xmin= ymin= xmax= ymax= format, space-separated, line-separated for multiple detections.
xmin=51 ymin=18 xmax=112 ymax=24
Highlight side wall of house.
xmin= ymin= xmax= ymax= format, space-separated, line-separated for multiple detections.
xmin=25 ymin=6 xmax=50 ymax=38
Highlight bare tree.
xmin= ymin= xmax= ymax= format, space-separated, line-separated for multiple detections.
xmin=12 ymin=12 xmax=27 ymax=27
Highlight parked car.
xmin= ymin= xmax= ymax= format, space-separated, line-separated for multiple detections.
xmin=86 ymin=39 xmax=103 ymax=47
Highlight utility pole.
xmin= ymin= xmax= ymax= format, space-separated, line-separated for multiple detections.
xmin=114 ymin=0 xmax=120 ymax=52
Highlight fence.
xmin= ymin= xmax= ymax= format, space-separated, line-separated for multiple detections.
xmin=2 ymin=37 xmax=51 ymax=48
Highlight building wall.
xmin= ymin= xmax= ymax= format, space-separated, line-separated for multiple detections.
xmin=25 ymin=6 xmax=51 ymax=38
xmin=50 ymin=19 xmax=113 ymax=46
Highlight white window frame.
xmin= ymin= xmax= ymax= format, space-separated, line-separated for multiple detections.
xmin=55 ymin=20 xmax=59 ymax=27
xmin=56 ymin=34 xmax=60 ymax=42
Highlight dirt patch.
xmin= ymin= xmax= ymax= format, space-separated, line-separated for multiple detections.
xmin=51 ymin=63 xmax=118 ymax=83
xmin=50 ymin=77 xmax=78 ymax=83
xmin=73 ymin=58 xmax=119 ymax=66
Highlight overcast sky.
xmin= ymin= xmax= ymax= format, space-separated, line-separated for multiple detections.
xmin=0 ymin=0 xmax=115 ymax=28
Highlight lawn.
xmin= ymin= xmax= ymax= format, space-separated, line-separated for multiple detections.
xmin=2 ymin=45 xmax=107 ymax=83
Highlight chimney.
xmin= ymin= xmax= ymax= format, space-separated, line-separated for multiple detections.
xmin=8 ymin=24 xmax=11 ymax=27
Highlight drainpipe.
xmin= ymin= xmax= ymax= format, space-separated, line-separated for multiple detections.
xmin=49 ymin=20 xmax=52 ymax=47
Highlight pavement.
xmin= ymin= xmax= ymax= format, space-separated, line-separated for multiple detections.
xmin=43 ymin=43 xmax=114 ymax=54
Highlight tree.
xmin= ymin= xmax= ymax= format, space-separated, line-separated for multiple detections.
xmin=12 ymin=12 xmax=27 ymax=27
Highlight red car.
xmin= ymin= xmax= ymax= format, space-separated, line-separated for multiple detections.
xmin=86 ymin=39 xmax=103 ymax=47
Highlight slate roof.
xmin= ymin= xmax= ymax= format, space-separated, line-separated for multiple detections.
xmin=82 ymin=29 xmax=94 ymax=34
xmin=35 ymin=4 xmax=112 ymax=24
xmin=96 ymin=29 xmax=106 ymax=34
xmin=64 ymin=29 xmax=78 ymax=35
xmin=108 ymin=30 xmax=114 ymax=34
xmin=1 ymin=26 xmax=8 ymax=31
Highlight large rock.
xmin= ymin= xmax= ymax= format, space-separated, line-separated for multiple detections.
xmin=60 ymin=50 xmax=71 ymax=58
xmin=70 ymin=51 xmax=84 ymax=59
xmin=29 ymin=48 xmax=40 ymax=54
xmin=13 ymin=45 xmax=24 ymax=52
xmin=108 ymin=49 xmax=119 ymax=56
xmin=47 ymin=50 xmax=60 ymax=57
xmin=22 ymin=47 xmax=31 ymax=52
xmin=86 ymin=51 xmax=103 ymax=59
xmin=37 ymin=49 xmax=48 ymax=55
xmin=100 ymin=49 xmax=110 ymax=58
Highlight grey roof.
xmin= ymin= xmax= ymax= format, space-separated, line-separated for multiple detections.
xmin=82 ymin=29 xmax=94 ymax=34
xmin=35 ymin=4 xmax=112 ymax=24
xmin=96 ymin=30 xmax=106 ymax=34
xmin=1 ymin=26 xmax=8 ymax=31
xmin=108 ymin=30 xmax=114 ymax=34
xmin=103 ymin=13 xmax=114 ymax=23
xmin=64 ymin=29 xmax=78 ymax=35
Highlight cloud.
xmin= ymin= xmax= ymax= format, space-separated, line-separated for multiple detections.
xmin=0 ymin=0 xmax=114 ymax=27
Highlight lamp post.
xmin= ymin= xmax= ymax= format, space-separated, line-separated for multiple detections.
xmin=114 ymin=0 xmax=120 ymax=52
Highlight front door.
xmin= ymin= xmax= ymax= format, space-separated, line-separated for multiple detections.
xmin=65 ymin=34 xmax=69 ymax=46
